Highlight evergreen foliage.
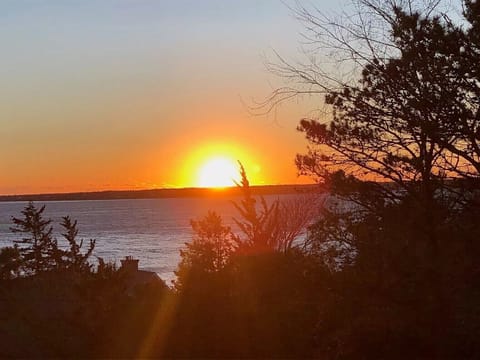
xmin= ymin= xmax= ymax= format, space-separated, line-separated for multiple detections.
xmin=59 ymin=216 xmax=95 ymax=273
xmin=174 ymin=210 xmax=236 ymax=291
xmin=10 ymin=202 xmax=58 ymax=274
xmin=6 ymin=202 xmax=96 ymax=275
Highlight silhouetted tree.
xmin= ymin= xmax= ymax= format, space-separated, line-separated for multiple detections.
xmin=10 ymin=202 xmax=59 ymax=274
xmin=260 ymin=1 xmax=480 ymax=210
xmin=257 ymin=1 xmax=480 ymax=357
xmin=294 ymin=5 xmax=469 ymax=208
xmin=430 ymin=0 xmax=480 ymax=177
xmin=59 ymin=216 xmax=95 ymax=273
xmin=259 ymin=0 xmax=480 ymax=288
xmin=9 ymin=203 xmax=96 ymax=275
xmin=174 ymin=211 xmax=236 ymax=290
xmin=233 ymin=163 xmax=318 ymax=253
xmin=232 ymin=164 xmax=280 ymax=253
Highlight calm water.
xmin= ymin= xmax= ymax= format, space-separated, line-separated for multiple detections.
xmin=0 ymin=195 xmax=297 ymax=284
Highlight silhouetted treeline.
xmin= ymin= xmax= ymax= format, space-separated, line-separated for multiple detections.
xmin=0 ymin=184 xmax=317 ymax=202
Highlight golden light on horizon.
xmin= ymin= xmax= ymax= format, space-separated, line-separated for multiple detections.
xmin=178 ymin=141 xmax=262 ymax=188
xmin=196 ymin=156 xmax=240 ymax=188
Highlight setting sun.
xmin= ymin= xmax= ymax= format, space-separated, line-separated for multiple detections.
xmin=197 ymin=156 xmax=240 ymax=188
xmin=178 ymin=141 xmax=264 ymax=188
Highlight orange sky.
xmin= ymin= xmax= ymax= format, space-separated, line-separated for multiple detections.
xmin=0 ymin=1 xmax=336 ymax=195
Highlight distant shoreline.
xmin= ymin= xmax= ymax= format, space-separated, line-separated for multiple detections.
xmin=0 ymin=184 xmax=319 ymax=202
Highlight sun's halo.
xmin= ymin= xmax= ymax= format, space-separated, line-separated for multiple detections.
xmin=197 ymin=157 xmax=240 ymax=188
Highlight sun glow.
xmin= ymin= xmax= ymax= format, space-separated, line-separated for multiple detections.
xmin=178 ymin=142 xmax=263 ymax=188
xmin=197 ymin=156 xmax=240 ymax=188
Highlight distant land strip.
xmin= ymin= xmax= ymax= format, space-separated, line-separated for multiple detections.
xmin=0 ymin=184 xmax=320 ymax=202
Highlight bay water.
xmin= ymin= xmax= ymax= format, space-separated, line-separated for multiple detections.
xmin=0 ymin=195 xmax=298 ymax=284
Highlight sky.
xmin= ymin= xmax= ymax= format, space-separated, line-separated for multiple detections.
xmin=0 ymin=0 xmax=338 ymax=195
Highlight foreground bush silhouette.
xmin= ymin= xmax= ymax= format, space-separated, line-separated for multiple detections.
xmin=166 ymin=167 xmax=324 ymax=358
xmin=174 ymin=210 xmax=236 ymax=291
xmin=0 ymin=245 xmax=22 ymax=280
xmin=0 ymin=202 xmax=170 ymax=358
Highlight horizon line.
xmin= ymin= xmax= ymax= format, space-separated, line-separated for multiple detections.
xmin=0 ymin=182 xmax=319 ymax=199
